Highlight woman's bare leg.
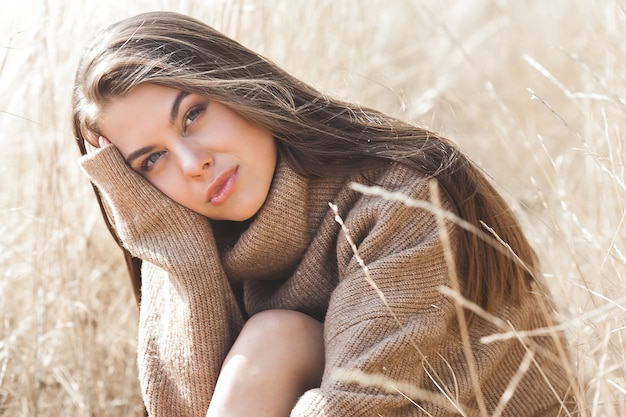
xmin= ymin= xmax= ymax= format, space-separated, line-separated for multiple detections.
xmin=206 ymin=309 xmax=324 ymax=417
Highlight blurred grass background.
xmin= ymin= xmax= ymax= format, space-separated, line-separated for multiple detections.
xmin=1 ymin=0 xmax=624 ymax=415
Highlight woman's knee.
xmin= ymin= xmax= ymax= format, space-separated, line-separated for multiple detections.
xmin=242 ymin=309 xmax=323 ymax=346
xmin=229 ymin=309 xmax=325 ymax=387
xmin=208 ymin=310 xmax=324 ymax=417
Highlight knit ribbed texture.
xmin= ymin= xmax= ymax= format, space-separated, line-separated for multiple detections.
xmin=79 ymin=146 xmax=575 ymax=417
xmin=80 ymin=145 xmax=244 ymax=416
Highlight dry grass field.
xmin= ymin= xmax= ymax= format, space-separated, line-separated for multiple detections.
xmin=1 ymin=0 xmax=624 ymax=415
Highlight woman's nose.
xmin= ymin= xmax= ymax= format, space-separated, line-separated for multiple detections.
xmin=177 ymin=144 xmax=212 ymax=178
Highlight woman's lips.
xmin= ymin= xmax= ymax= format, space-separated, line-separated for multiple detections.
xmin=206 ymin=166 xmax=238 ymax=205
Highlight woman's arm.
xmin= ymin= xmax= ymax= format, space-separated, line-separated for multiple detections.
xmin=79 ymin=145 xmax=244 ymax=417
xmin=291 ymin=179 xmax=569 ymax=416
xmin=291 ymin=190 xmax=462 ymax=416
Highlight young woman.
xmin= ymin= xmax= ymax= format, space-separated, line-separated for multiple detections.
xmin=73 ymin=11 xmax=578 ymax=417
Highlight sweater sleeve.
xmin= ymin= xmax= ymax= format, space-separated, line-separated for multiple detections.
xmin=79 ymin=145 xmax=244 ymax=417
xmin=291 ymin=173 xmax=572 ymax=417
xmin=291 ymin=179 xmax=467 ymax=417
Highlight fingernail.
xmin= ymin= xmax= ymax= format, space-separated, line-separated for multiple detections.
xmin=98 ymin=136 xmax=109 ymax=147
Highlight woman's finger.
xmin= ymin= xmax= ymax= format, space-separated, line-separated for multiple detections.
xmin=98 ymin=136 xmax=111 ymax=147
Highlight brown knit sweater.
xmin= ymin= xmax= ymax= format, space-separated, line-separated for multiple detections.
xmin=80 ymin=145 xmax=575 ymax=416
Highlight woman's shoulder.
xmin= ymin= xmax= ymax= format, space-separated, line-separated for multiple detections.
xmin=350 ymin=161 xmax=454 ymax=213
xmin=336 ymin=162 xmax=456 ymax=247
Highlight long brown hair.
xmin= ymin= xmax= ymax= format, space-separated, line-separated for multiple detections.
xmin=72 ymin=11 xmax=537 ymax=313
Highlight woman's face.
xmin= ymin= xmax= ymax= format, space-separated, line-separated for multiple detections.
xmin=98 ymin=83 xmax=277 ymax=221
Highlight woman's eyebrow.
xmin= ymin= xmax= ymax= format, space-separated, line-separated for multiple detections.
xmin=126 ymin=145 xmax=157 ymax=166
xmin=170 ymin=91 xmax=190 ymax=125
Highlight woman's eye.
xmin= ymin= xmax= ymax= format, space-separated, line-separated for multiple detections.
xmin=184 ymin=106 xmax=205 ymax=130
xmin=141 ymin=151 xmax=165 ymax=171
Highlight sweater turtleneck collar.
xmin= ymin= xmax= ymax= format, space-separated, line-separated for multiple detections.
xmin=220 ymin=159 xmax=315 ymax=281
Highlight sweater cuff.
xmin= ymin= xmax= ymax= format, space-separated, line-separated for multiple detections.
xmin=78 ymin=144 xmax=166 ymax=216
xmin=78 ymin=145 xmax=218 ymax=268
xmin=291 ymin=390 xmax=327 ymax=417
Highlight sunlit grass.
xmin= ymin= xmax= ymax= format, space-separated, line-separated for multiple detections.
xmin=1 ymin=0 xmax=624 ymax=415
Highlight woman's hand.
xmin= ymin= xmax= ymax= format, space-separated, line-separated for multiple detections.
xmin=97 ymin=135 xmax=111 ymax=148
xmin=83 ymin=133 xmax=111 ymax=154
xmin=79 ymin=139 xmax=220 ymax=271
